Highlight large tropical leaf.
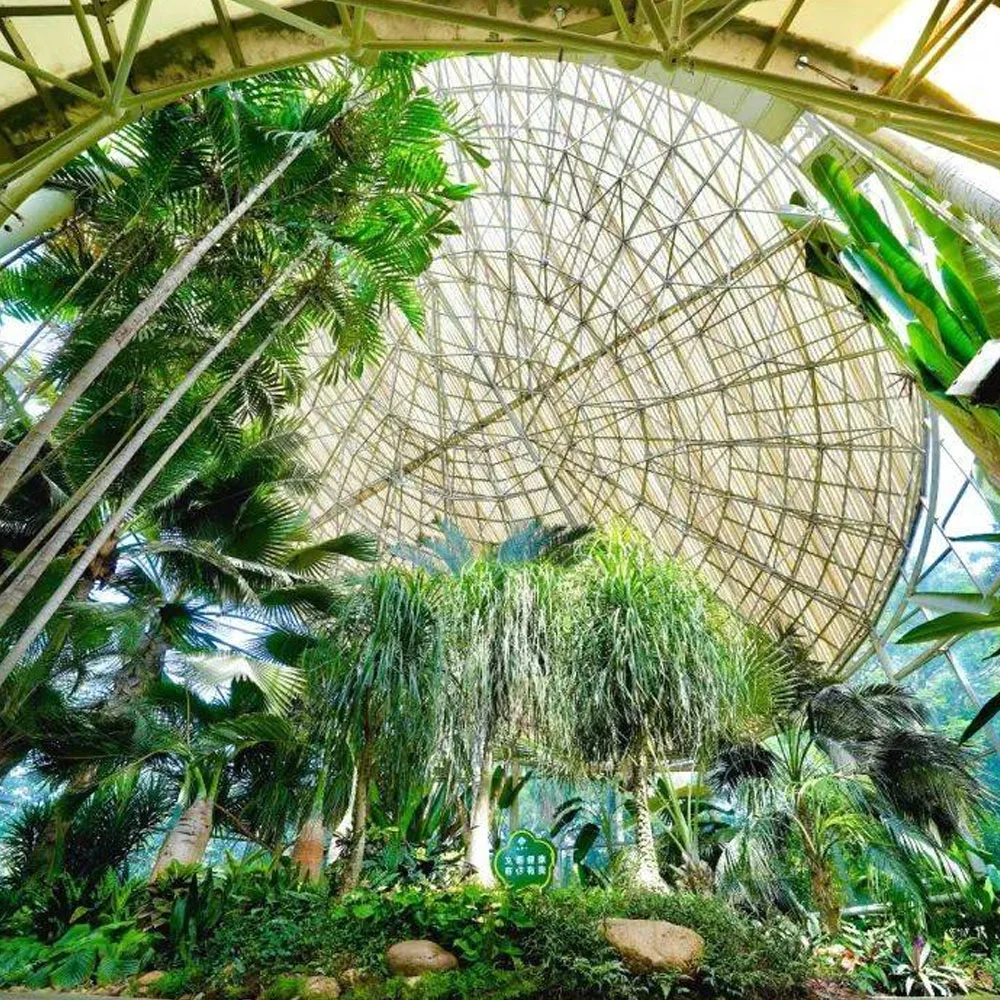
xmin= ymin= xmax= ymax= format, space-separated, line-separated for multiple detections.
xmin=180 ymin=653 xmax=304 ymax=714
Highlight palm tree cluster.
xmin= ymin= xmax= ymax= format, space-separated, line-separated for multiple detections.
xmin=0 ymin=53 xmax=479 ymax=888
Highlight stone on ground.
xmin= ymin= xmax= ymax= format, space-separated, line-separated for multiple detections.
xmin=134 ymin=971 xmax=167 ymax=995
xmin=602 ymin=918 xmax=705 ymax=973
xmin=303 ymin=974 xmax=341 ymax=998
xmin=386 ymin=940 xmax=459 ymax=976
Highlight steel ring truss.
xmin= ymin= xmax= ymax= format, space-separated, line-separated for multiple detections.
xmin=2 ymin=0 xmax=1000 ymax=220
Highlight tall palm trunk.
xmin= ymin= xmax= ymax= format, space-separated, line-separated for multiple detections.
xmin=0 ymin=142 xmax=303 ymax=509
xmin=796 ymin=800 xmax=841 ymax=934
xmin=0 ymin=303 xmax=303 ymax=686
xmin=340 ymin=743 xmax=371 ymax=894
xmin=629 ymin=760 xmax=668 ymax=892
xmin=291 ymin=809 xmax=327 ymax=884
xmin=0 ymin=258 xmax=301 ymax=633
xmin=465 ymin=746 xmax=496 ymax=887
xmin=150 ymin=794 xmax=214 ymax=880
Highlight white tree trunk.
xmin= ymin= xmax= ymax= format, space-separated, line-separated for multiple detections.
xmin=0 ymin=256 xmax=301 ymax=633
xmin=327 ymin=768 xmax=357 ymax=864
xmin=150 ymin=795 xmax=213 ymax=880
xmin=0 ymin=143 xmax=302 ymax=509
xmin=628 ymin=762 xmax=669 ymax=893
xmin=464 ymin=748 xmax=496 ymax=887
xmin=0 ymin=303 xmax=305 ymax=686
xmin=340 ymin=745 xmax=371 ymax=894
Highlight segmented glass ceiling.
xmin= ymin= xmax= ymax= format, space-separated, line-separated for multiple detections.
xmin=299 ymin=54 xmax=926 ymax=667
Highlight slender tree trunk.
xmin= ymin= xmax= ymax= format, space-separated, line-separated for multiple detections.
xmin=109 ymin=631 xmax=167 ymax=709
xmin=0 ymin=303 xmax=304 ymax=686
xmin=291 ymin=809 xmax=327 ymax=884
xmin=150 ymin=794 xmax=214 ymax=880
xmin=0 ymin=142 xmax=303 ymax=509
xmin=628 ymin=760 xmax=669 ymax=892
xmin=340 ymin=743 xmax=371 ymax=894
xmin=0 ymin=258 xmax=301 ymax=633
xmin=810 ymin=857 xmax=842 ymax=936
xmin=327 ymin=766 xmax=357 ymax=864
xmin=796 ymin=801 xmax=841 ymax=934
xmin=464 ymin=746 xmax=496 ymax=887
xmin=509 ymin=757 xmax=521 ymax=832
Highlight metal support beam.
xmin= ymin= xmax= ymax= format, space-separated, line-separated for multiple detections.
xmin=0 ymin=30 xmax=105 ymax=109
xmin=109 ymin=0 xmax=152 ymax=107
xmin=882 ymin=0 xmax=949 ymax=96
xmin=0 ymin=18 xmax=70 ymax=124
xmin=208 ymin=0 xmax=246 ymax=68
xmin=69 ymin=0 xmax=111 ymax=95
xmin=754 ymin=0 xmax=805 ymax=69
xmin=229 ymin=0 xmax=347 ymax=44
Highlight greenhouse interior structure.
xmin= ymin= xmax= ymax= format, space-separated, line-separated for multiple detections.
xmin=7 ymin=1 xmax=1000 ymax=998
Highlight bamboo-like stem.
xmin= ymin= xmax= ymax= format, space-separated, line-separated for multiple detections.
xmin=340 ymin=737 xmax=371 ymax=893
xmin=0 ymin=141 xmax=304 ymax=509
xmin=0 ymin=300 xmax=305 ymax=686
xmin=0 ymin=256 xmax=303 ymax=633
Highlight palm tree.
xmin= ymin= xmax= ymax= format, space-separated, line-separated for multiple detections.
xmin=551 ymin=523 xmax=749 ymax=892
xmin=0 ymin=54 xmax=478 ymax=679
xmin=316 ymin=567 xmax=441 ymax=893
xmin=710 ymin=679 xmax=986 ymax=934
xmin=400 ymin=518 xmax=587 ymax=886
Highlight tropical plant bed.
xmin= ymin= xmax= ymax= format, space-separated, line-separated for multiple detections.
xmin=0 ymin=882 xmax=814 ymax=1000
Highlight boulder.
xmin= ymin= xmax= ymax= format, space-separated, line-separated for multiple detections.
xmin=135 ymin=971 xmax=167 ymax=995
xmin=303 ymin=975 xmax=341 ymax=998
xmin=386 ymin=940 xmax=459 ymax=977
xmin=602 ymin=918 xmax=705 ymax=974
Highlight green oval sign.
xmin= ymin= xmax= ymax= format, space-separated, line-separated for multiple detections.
xmin=493 ymin=829 xmax=556 ymax=889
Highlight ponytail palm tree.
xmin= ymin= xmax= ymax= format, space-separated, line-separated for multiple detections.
xmin=401 ymin=518 xmax=586 ymax=886
xmin=316 ymin=567 xmax=441 ymax=892
xmin=552 ymin=524 xmax=742 ymax=891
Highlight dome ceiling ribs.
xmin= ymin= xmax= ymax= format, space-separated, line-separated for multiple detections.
xmin=297 ymin=56 xmax=925 ymax=668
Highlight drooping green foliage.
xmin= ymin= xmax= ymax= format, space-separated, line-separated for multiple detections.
xmin=791 ymin=154 xmax=1000 ymax=486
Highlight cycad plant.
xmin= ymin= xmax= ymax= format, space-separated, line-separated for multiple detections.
xmin=710 ymin=680 xmax=985 ymax=934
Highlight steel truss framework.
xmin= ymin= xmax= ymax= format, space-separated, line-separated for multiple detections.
xmin=1 ymin=0 xmax=1000 ymax=218
xmin=298 ymin=54 xmax=926 ymax=668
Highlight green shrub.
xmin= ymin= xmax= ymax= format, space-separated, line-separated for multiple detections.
xmin=200 ymin=882 xmax=810 ymax=1000
xmin=153 ymin=966 xmax=206 ymax=998
xmin=342 ymin=968 xmax=540 ymax=1000
xmin=263 ymin=973 xmax=309 ymax=1000
xmin=517 ymin=888 xmax=811 ymax=1000
xmin=0 ymin=923 xmax=154 ymax=990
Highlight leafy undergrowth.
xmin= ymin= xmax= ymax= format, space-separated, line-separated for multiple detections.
xmin=0 ymin=871 xmax=814 ymax=1000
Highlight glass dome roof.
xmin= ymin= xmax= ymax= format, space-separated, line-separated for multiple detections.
xmin=298 ymin=54 xmax=926 ymax=667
